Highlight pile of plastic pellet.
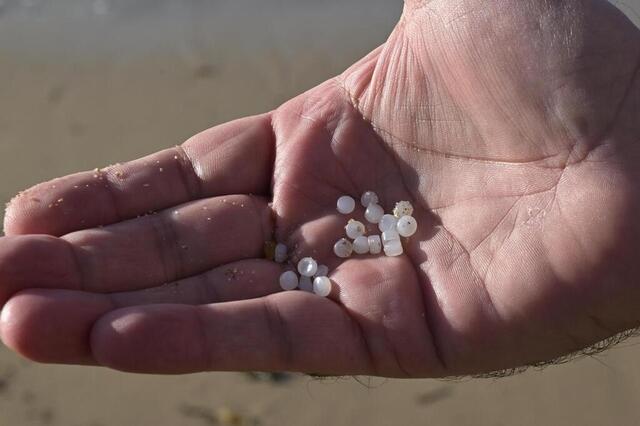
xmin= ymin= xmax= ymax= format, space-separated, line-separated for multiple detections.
xmin=277 ymin=250 xmax=332 ymax=297
xmin=277 ymin=191 xmax=418 ymax=297
xmin=335 ymin=191 xmax=417 ymax=258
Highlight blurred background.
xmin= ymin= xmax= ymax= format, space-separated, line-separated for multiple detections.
xmin=1 ymin=1 xmax=640 ymax=425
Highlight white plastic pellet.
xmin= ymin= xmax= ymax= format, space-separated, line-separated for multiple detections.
xmin=397 ymin=215 xmax=418 ymax=237
xmin=279 ymin=271 xmax=299 ymax=291
xmin=274 ymin=243 xmax=288 ymax=263
xmin=378 ymin=214 xmax=398 ymax=233
xmin=364 ymin=203 xmax=384 ymax=224
xmin=315 ymin=264 xmax=329 ymax=278
xmin=313 ymin=276 xmax=332 ymax=297
xmin=382 ymin=229 xmax=400 ymax=244
xmin=384 ymin=239 xmax=404 ymax=257
xmin=337 ymin=196 xmax=356 ymax=214
xmin=368 ymin=235 xmax=382 ymax=254
xmin=333 ymin=238 xmax=353 ymax=258
xmin=297 ymin=257 xmax=318 ymax=277
xmin=393 ymin=201 xmax=414 ymax=218
xmin=299 ymin=275 xmax=314 ymax=292
xmin=360 ymin=191 xmax=379 ymax=207
xmin=345 ymin=220 xmax=366 ymax=239
xmin=353 ymin=235 xmax=370 ymax=254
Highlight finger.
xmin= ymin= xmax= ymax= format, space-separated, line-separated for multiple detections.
xmin=62 ymin=194 xmax=273 ymax=292
xmin=0 ymin=259 xmax=282 ymax=365
xmin=4 ymin=113 xmax=275 ymax=236
xmin=0 ymin=291 xmax=110 ymax=364
xmin=90 ymin=294 xmax=372 ymax=375
xmin=0 ymin=195 xmax=272 ymax=303
xmin=110 ymin=259 xmax=282 ymax=306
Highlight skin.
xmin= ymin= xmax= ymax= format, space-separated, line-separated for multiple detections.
xmin=0 ymin=0 xmax=639 ymax=378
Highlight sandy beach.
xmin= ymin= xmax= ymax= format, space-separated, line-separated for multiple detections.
xmin=1 ymin=1 xmax=640 ymax=424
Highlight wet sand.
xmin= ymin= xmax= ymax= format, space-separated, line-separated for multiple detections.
xmin=1 ymin=1 xmax=640 ymax=425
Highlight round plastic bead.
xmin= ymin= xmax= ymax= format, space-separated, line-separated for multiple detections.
xmin=297 ymin=257 xmax=318 ymax=277
xmin=279 ymin=271 xmax=299 ymax=291
xmin=368 ymin=235 xmax=382 ymax=254
xmin=333 ymin=238 xmax=353 ymax=258
xmin=397 ymin=215 xmax=418 ymax=237
xmin=360 ymin=191 xmax=379 ymax=207
xmin=337 ymin=196 xmax=356 ymax=214
xmin=353 ymin=235 xmax=370 ymax=254
xmin=313 ymin=276 xmax=332 ymax=297
xmin=364 ymin=203 xmax=384 ymax=224
xmin=345 ymin=220 xmax=366 ymax=239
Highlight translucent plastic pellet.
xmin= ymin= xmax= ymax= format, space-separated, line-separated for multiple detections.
xmin=299 ymin=275 xmax=314 ymax=292
xmin=345 ymin=220 xmax=366 ymax=239
xmin=279 ymin=271 xmax=299 ymax=291
xmin=297 ymin=257 xmax=318 ymax=277
xmin=393 ymin=201 xmax=414 ymax=218
xmin=397 ymin=215 xmax=418 ymax=237
xmin=313 ymin=276 xmax=332 ymax=297
xmin=382 ymin=229 xmax=400 ymax=244
xmin=383 ymin=239 xmax=403 ymax=257
xmin=364 ymin=203 xmax=384 ymax=224
xmin=337 ymin=196 xmax=356 ymax=214
xmin=274 ymin=243 xmax=288 ymax=263
xmin=333 ymin=238 xmax=353 ymax=258
xmin=360 ymin=191 xmax=379 ymax=207
xmin=368 ymin=235 xmax=382 ymax=254
xmin=353 ymin=235 xmax=370 ymax=254
xmin=378 ymin=214 xmax=398 ymax=233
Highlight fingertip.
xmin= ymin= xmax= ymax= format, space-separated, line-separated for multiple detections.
xmin=0 ymin=291 xmax=53 ymax=362
xmin=0 ymin=295 xmax=16 ymax=347
xmin=2 ymin=185 xmax=65 ymax=236
xmin=2 ymin=203 xmax=11 ymax=236
xmin=0 ymin=290 xmax=110 ymax=364
xmin=3 ymin=193 xmax=25 ymax=236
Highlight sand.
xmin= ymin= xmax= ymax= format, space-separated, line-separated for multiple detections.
xmin=1 ymin=1 xmax=640 ymax=425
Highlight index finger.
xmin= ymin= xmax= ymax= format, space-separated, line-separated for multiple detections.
xmin=4 ymin=113 xmax=275 ymax=236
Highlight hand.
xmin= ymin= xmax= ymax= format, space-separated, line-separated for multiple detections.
xmin=1 ymin=0 xmax=639 ymax=377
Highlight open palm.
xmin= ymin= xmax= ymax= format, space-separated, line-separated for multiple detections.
xmin=1 ymin=0 xmax=639 ymax=377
